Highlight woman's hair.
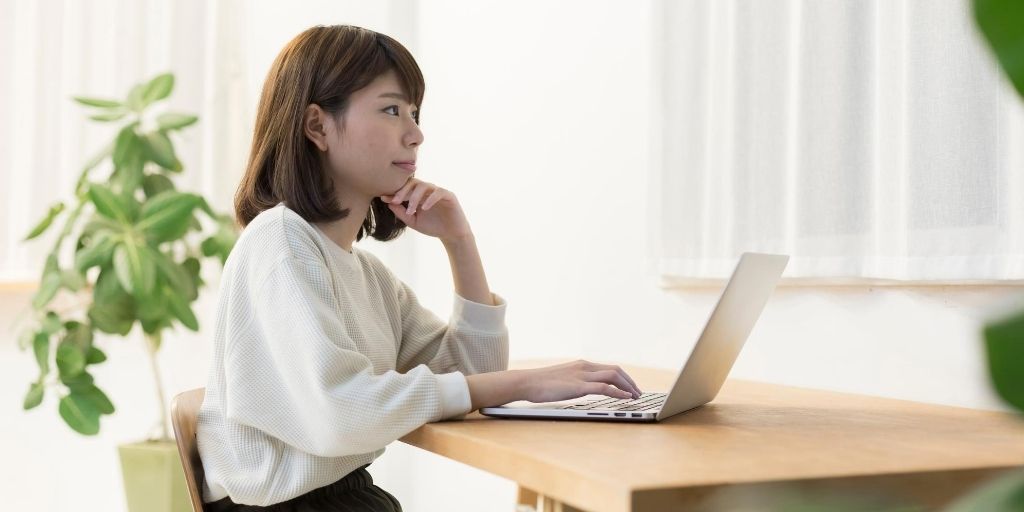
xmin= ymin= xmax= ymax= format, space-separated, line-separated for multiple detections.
xmin=234 ymin=24 xmax=424 ymax=241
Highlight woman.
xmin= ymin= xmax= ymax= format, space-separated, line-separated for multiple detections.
xmin=196 ymin=24 xmax=643 ymax=511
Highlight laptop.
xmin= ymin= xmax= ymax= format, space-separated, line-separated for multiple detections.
xmin=480 ymin=252 xmax=789 ymax=422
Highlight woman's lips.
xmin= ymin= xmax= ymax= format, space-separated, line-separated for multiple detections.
xmin=393 ymin=162 xmax=416 ymax=172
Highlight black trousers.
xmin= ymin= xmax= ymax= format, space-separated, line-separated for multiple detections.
xmin=206 ymin=465 xmax=402 ymax=512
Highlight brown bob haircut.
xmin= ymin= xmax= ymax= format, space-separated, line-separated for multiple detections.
xmin=234 ymin=24 xmax=424 ymax=241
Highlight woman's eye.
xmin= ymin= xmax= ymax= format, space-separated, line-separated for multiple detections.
xmin=385 ymin=105 xmax=420 ymax=124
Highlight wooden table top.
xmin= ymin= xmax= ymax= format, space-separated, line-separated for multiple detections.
xmin=400 ymin=361 xmax=1024 ymax=512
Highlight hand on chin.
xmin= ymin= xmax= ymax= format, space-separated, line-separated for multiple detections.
xmin=379 ymin=177 xmax=472 ymax=241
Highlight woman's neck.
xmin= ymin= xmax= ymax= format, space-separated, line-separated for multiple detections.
xmin=313 ymin=194 xmax=371 ymax=253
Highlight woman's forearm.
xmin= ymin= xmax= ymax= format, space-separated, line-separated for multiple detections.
xmin=465 ymin=370 xmax=524 ymax=411
xmin=441 ymin=233 xmax=494 ymax=305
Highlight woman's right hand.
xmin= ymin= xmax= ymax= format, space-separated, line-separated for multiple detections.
xmin=516 ymin=360 xmax=643 ymax=403
xmin=464 ymin=360 xmax=643 ymax=411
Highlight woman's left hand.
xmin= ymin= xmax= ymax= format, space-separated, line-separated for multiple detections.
xmin=381 ymin=178 xmax=473 ymax=242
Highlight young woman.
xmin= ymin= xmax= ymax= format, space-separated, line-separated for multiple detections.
xmin=196 ymin=24 xmax=642 ymax=511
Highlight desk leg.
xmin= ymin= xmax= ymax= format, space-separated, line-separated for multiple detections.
xmin=516 ymin=486 xmax=538 ymax=511
xmin=516 ymin=486 xmax=586 ymax=512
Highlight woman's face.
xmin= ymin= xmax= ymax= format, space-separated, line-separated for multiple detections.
xmin=310 ymin=69 xmax=423 ymax=201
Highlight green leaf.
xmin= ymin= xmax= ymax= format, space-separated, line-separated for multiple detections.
xmin=61 ymin=371 xmax=94 ymax=389
xmin=137 ymin=288 xmax=169 ymax=334
xmin=93 ymin=265 xmax=125 ymax=304
xmin=89 ymin=110 xmax=128 ymax=122
xmin=64 ymin=374 xmax=114 ymax=416
xmin=215 ymin=220 xmax=239 ymax=263
xmin=200 ymin=236 xmax=219 ymax=258
xmin=112 ymin=124 xmax=144 ymax=171
xmin=140 ymin=317 xmax=171 ymax=335
xmin=114 ymin=241 xmax=156 ymax=296
xmin=41 ymin=311 xmax=62 ymax=335
xmin=983 ymin=308 xmax=1024 ymax=413
xmin=184 ymin=257 xmax=203 ymax=300
xmin=125 ymin=84 xmax=146 ymax=112
xmin=89 ymin=268 xmax=135 ymax=335
xmin=197 ymin=197 xmax=216 ymax=218
xmin=201 ymin=228 xmax=238 ymax=266
xmin=142 ymin=131 xmax=182 ymax=171
xmin=81 ymin=216 xmax=120 ymax=237
xmin=151 ymin=250 xmax=196 ymax=300
xmin=114 ymin=156 xmax=144 ymax=195
xmin=124 ymin=196 xmax=142 ymax=224
xmin=76 ymin=384 xmax=115 ymax=415
xmin=72 ymin=96 xmax=123 ymax=109
xmin=56 ymin=342 xmax=86 ymax=378
xmin=60 ymin=268 xmax=86 ymax=292
xmin=23 ymin=382 xmax=44 ymax=410
xmin=165 ymin=286 xmax=199 ymax=331
xmin=33 ymin=271 xmax=62 ymax=310
xmin=137 ymin=191 xmax=200 ymax=242
xmin=86 ymin=346 xmax=107 ymax=364
xmin=24 ymin=202 xmax=65 ymax=241
xmin=88 ymin=300 xmax=134 ymax=335
xmin=142 ymin=173 xmax=176 ymax=198
xmin=88 ymin=184 xmax=131 ymax=224
xmin=74 ymin=231 xmax=118 ymax=272
xmin=42 ymin=253 xmax=59 ymax=275
xmin=63 ymin=321 xmax=93 ymax=350
xmin=156 ymin=112 xmax=198 ymax=131
xmin=975 ymin=0 xmax=1024 ymax=99
xmin=59 ymin=392 xmax=101 ymax=435
xmin=140 ymin=73 xmax=174 ymax=107
xmin=32 ymin=332 xmax=50 ymax=374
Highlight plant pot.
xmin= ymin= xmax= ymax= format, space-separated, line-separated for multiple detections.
xmin=118 ymin=439 xmax=192 ymax=512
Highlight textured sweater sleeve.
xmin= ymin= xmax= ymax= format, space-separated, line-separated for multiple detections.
xmin=391 ymin=281 xmax=510 ymax=421
xmin=392 ymin=277 xmax=510 ymax=379
xmin=222 ymin=253 xmax=469 ymax=459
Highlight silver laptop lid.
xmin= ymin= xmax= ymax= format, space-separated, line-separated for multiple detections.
xmin=656 ymin=252 xmax=788 ymax=420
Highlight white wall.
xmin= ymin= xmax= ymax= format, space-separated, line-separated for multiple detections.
xmin=2 ymin=1 xmax=1019 ymax=511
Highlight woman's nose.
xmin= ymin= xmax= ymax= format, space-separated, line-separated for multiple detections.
xmin=405 ymin=122 xmax=423 ymax=147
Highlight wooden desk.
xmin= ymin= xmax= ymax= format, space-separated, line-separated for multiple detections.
xmin=400 ymin=362 xmax=1024 ymax=511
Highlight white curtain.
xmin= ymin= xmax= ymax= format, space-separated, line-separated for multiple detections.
xmin=652 ymin=0 xmax=1024 ymax=282
xmin=0 ymin=0 xmax=252 ymax=282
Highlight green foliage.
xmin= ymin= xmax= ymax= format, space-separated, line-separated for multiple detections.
xmin=19 ymin=72 xmax=238 ymax=436
xmin=975 ymin=0 xmax=1024 ymax=99
xmin=983 ymin=309 xmax=1024 ymax=413
xmin=951 ymin=308 xmax=1024 ymax=511
xmin=955 ymin=3 xmax=1024 ymax=509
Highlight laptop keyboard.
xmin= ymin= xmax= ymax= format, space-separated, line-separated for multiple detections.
xmin=561 ymin=392 xmax=668 ymax=411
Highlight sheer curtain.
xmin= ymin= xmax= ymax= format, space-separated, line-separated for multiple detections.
xmin=0 ymin=0 xmax=252 ymax=282
xmin=651 ymin=0 xmax=1024 ymax=283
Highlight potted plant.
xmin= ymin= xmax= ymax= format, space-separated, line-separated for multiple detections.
xmin=15 ymin=71 xmax=238 ymax=512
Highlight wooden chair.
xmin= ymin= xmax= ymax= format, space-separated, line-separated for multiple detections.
xmin=171 ymin=388 xmax=207 ymax=512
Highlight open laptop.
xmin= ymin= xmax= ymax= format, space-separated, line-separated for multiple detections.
xmin=480 ymin=252 xmax=789 ymax=422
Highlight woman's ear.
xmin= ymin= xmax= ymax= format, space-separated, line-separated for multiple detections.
xmin=303 ymin=104 xmax=330 ymax=152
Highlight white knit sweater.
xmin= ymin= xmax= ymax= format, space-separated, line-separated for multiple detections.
xmin=196 ymin=202 xmax=509 ymax=505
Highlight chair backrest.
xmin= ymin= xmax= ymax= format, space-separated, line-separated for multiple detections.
xmin=171 ymin=388 xmax=207 ymax=512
